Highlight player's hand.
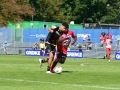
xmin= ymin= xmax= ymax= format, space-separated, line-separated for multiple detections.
xmin=48 ymin=28 xmax=54 ymax=33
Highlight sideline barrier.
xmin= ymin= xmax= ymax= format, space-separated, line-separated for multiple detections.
xmin=67 ymin=51 xmax=83 ymax=58
xmin=25 ymin=49 xmax=83 ymax=58
xmin=25 ymin=49 xmax=42 ymax=56
xmin=115 ymin=52 xmax=120 ymax=60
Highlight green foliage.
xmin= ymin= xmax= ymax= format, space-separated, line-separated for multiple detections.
xmin=28 ymin=0 xmax=120 ymax=24
xmin=0 ymin=0 xmax=33 ymax=26
xmin=0 ymin=0 xmax=120 ymax=26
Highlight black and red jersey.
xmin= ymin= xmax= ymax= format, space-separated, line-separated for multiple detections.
xmin=46 ymin=26 xmax=63 ymax=45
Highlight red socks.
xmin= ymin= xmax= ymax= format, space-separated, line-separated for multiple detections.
xmin=106 ymin=55 xmax=110 ymax=60
xmin=50 ymin=62 xmax=57 ymax=72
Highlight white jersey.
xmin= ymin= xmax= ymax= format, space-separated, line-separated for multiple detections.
xmin=82 ymin=34 xmax=87 ymax=40
xmin=105 ymin=39 xmax=111 ymax=48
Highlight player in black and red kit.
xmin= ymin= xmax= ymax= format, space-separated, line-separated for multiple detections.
xmin=39 ymin=22 xmax=68 ymax=73
xmin=50 ymin=24 xmax=77 ymax=73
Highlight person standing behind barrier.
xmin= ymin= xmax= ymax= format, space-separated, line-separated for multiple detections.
xmin=99 ymin=31 xmax=106 ymax=47
xmin=39 ymin=39 xmax=45 ymax=56
xmin=32 ymin=42 xmax=38 ymax=50
xmin=3 ymin=41 xmax=8 ymax=54
xmin=104 ymin=34 xmax=112 ymax=62
xmin=82 ymin=33 xmax=87 ymax=47
xmin=108 ymin=31 xmax=112 ymax=40
xmin=86 ymin=39 xmax=92 ymax=51
xmin=78 ymin=44 xmax=82 ymax=51
xmin=101 ymin=31 xmax=106 ymax=36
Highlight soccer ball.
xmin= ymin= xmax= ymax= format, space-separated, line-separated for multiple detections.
xmin=54 ymin=66 xmax=62 ymax=74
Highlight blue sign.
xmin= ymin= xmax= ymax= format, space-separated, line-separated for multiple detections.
xmin=25 ymin=49 xmax=42 ymax=56
xmin=67 ymin=51 xmax=83 ymax=58
xmin=0 ymin=28 xmax=11 ymax=41
xmin=115 ymin=52 xmax=120 ymax=60
xmin=25 ymin=49 xmax=83 ymax=58
xmin=23 ymin=28 xmax=49 ymax=42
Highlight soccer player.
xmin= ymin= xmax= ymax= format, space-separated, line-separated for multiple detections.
xmin=50 ymin=24 xmax=77 ymax=73
xmin=39 ymin=22 xmax=68 ymax=73
xmin=104 ymin=34 xmax=112 ymax=61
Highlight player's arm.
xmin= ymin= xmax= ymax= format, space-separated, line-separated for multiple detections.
xmin=71 ymin=35 xmax=77 ymax=45
xmin=48 ymin=26 xmax=58 ymax=33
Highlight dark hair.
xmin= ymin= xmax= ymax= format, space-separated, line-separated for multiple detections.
xmin=40 ymin=38 xmax=44 ymax=41
xmin=62 ymin=22 xmax=69 ymax=29
xmin=88 ymin=39 xmax=90 ymax=41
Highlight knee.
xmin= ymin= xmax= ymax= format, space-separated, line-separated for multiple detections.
xmin=58 ymin=58 xmax=65 ymax=64
xmin=59 ymin=61 xmax=65 ymax=64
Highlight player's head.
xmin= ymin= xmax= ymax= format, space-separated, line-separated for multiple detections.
xmin=106 ymin=34 xmax=109 ymax=39
xmin=59 ymin=22 xmax=69 ymax=32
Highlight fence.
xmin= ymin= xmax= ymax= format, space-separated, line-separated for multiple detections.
xmin=0 ymin=27 xmax=120 ymax=58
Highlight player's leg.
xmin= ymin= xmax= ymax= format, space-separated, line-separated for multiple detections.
xmin=58 ymin=55 xmax=66 ymax=64
xmin=51 ymin=50 xmax=66 ymax=70
xmin=50 ymin=52 xmax=58 ymax=73
xmin=39 ymin=44 xmax=49 ymax=68
xmin=47 ymin=52 xmax=54 ymax=72
xmin=106 ymin=48 xmax=111 ymax=61
xmin=39 ymin=43 xmax=54 ymax=72
xmin=50 ymin=50 xmax=63 ymax=72
xmin=46 ymin=45 xmax=55 ymax=73
xmin=4 ymin=47 xmax=7 ymax=54
xmin=39 ymin=58 xmax=49 ymax=68
xmin=108 ymin=48 xmax=111 ymax=61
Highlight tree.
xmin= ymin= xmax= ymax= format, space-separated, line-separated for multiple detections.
xmin=100 ymin=0 xmax=120 ymax=24
xmin=9 ymin=0 xmax=120 ymax=24
xmin=0 ymin=0 xmax=33 ymax=26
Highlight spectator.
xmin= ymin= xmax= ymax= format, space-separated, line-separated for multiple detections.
xmin=3 ymin=41 xmax=8 ymax=54
xmin=32 ymin=42 xmax=38 ymax=50
xmin=101 ymin=31 xmax=106 ymax=37
xmin=40 ymin=38 xmax=44 ymax=42
xmin=99 ymin=31 xmax=106 ymax=47
xmin=104 ymin=34 xmax=112 ymax=61
xmin=82 ymin=33 xmax=88 ymax=47
xmin=78 ymin=44 xmax=82 ymax=51
xmin=108 ymin=31 xmax=112 ymax=40
xmin=39 ymin=40 xmax=45 ymax=56
xmin=86 ymin=39 xmax=92 ymax=51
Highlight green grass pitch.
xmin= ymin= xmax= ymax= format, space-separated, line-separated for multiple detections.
xmin=0 ymin=55 xmax=120 ymax=90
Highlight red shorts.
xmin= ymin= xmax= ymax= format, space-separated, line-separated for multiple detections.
xmin=57 ymin=44 xmax=67 ymax=54
xmin=106 ymin=48 xmax=111 ymax=53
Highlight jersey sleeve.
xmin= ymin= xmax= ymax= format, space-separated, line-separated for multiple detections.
xmin=70 ymin=31 xmax=76 ymax=38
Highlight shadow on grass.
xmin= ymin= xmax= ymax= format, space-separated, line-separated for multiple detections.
xmin=62 ymin=71 xmax=77 ymax=73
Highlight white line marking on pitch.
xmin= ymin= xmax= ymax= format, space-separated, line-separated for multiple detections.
xmin=0 ymin=78 xmax=119 ymax=90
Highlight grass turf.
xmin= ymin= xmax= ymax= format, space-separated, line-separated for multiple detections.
xmin=0 ymin=55 xmax=120 ymax=90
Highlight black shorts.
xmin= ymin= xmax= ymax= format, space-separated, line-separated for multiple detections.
xmin=57 ymin=50 xmax=67 ymax=64
xmin=41 ymin=48 xmax=44 ymax=51
xmin=45 ymin=43 xmax=56 ymax=54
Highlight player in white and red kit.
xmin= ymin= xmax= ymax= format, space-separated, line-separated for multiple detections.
xmin=104 ymin=34 xmax=112 ymax=61
xmin=50 ymin=25 xmax=77 ymax=72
